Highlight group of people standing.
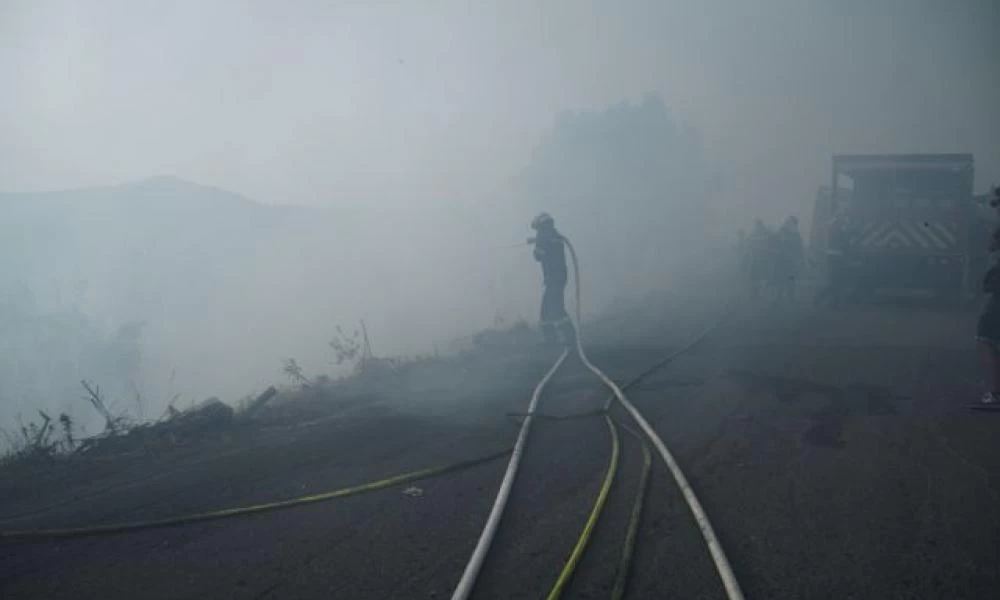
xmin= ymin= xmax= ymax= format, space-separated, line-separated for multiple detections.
xmin=737 ymin=216 xmax=806 ymax=301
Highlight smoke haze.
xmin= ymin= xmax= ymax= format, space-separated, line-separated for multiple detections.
xmin=1 ymin=0 xmax=997 ymax=428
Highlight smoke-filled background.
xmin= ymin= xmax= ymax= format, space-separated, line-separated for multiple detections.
xmin=1 ymin=0 xmax=998 ymax=431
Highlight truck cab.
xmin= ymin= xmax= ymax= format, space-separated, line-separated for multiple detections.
xmin=819 ymin=154 xmax=975 ymax=302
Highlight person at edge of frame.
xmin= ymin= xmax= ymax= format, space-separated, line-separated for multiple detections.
xmin=976 ymin=186 xmax=1000 ymax=405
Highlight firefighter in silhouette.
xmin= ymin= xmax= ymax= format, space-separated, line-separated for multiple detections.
xmin=529 ymin=213 xmax=576 ymax=346
xmin=746 ymin=219 xmax=772 ymax=298
xmin=735 ymin=229 xmax=749 ymax=279
xmin=773 ymin=216 xmax=805 ymax=302
xmin=817 ymin=211 xmax=853 ymax=307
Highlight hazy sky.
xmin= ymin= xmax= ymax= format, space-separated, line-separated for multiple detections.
xmin=2 ymin=0 xmax=998 ymax=216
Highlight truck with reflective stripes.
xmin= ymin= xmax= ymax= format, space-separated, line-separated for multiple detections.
xmin=810 ymin=154 xmax=975 ymax=303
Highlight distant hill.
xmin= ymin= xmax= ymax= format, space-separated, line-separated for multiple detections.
xmin=0 ymin=176 xmax=325 ymax=318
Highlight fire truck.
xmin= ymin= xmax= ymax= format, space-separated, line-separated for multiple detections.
xmin=809 ymin=154 xmax=975 ymax=303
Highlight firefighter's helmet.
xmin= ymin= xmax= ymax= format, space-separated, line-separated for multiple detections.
xmin=531 ymin=212 xmax=555 ymax=230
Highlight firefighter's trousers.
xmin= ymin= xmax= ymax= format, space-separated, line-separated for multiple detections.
xmin=540 ymin=281 xmax=576 ymax=344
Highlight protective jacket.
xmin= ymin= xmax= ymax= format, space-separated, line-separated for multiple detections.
xmin=533 ymin=229 xmax=568 ymax=286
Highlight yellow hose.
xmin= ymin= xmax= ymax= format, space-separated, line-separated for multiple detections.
xmin=0 ymin=448 xmax=511 ymax=543
xmin=562 ymin=236 xmax=745 ymax=600
xmin=544 ymin=415 xmax=620 ymax=599
xmin=611 ymin=422 xmax=653 ymax=600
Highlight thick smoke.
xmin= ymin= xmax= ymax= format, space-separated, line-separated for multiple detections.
xmin=0 ymin=1 xmax=997 ymax=430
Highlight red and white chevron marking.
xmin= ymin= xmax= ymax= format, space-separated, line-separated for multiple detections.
xmin=857 ymin=221 xmax=959 ymax=250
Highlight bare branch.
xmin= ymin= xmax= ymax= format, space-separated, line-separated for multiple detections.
xmin=81 ymin=379 xmax=118 ymax=432
xmin=33 ymin=410 xmax=52 ymax=448
xmin=281 ymin=358 xmax=313 ymax=386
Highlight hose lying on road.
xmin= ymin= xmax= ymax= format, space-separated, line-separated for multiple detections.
xmin=541 ymin=313 xmax=725 ymax=599
xmin=611 ymin=422 xmax=652 ymax=600
xmin=545 ymin=415 xmax=620 ymax=600
xmin=0 ymin=448 xmax=512 ymax=543
xmin=449 ymin=348 xmax=569 ymax=600
xmin=601 ymin=300 xmax=736 ymax=600
xmin=564 ymin=237 xmax=745 ymax=600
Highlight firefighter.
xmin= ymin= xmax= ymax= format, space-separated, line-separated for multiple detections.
xmin=773 ymin=216 xmax=805 ymax=302
xmin=735 ymin=229 xmax=751 ymax=290
xmin=529 ymin=212 xmax=576 ymax=346
xmin=746 ymin=220 xmax=772 ymax=298
xmin=818 ymin=212 xmax=852 ymax=307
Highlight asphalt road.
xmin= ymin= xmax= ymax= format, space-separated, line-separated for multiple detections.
xmin=2 ymin=299 xmax=998 ymax=599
